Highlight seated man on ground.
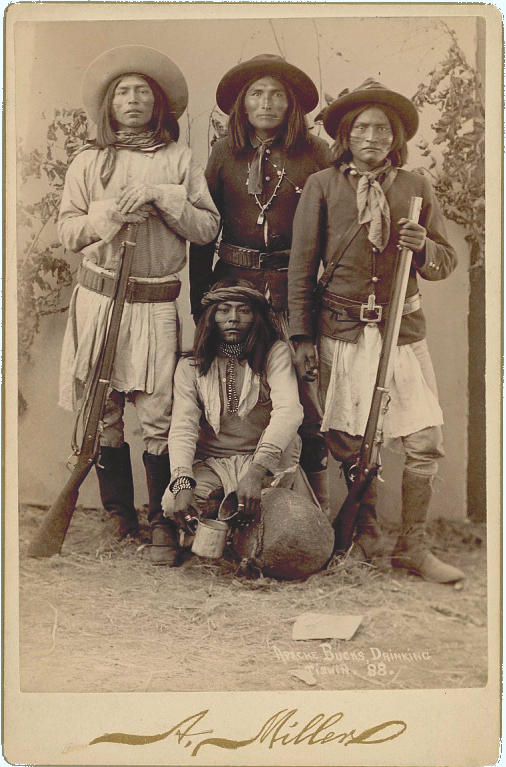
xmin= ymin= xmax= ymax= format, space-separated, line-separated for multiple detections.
xmin=160 ymin=279 xmax=304 ymax=565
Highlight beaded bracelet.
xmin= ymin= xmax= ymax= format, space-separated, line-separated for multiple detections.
xmin=171 ymin=476 xmax=194 ymax=497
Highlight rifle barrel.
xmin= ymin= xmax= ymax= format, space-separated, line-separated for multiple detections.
xmin=28 ymin=224 xmax=139 ymax=557
xmin=330 ymin=196 xmax=423 ymax=551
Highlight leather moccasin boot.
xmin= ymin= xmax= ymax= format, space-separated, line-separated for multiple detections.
xmin=391 ymin=470 xmax=464 ymax=583
xmin=151 ymin=522 xmax=180 ymax=567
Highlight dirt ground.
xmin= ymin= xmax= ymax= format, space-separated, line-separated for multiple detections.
xmin=18 ymin=503 xmax=487 ymax=693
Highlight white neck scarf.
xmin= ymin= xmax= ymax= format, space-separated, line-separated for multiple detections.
xmin=354 ymin=159 xmax=392 ymax=252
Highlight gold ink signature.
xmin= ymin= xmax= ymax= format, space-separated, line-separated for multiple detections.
xmin=89 ymin=709 xmax=407 ymax=756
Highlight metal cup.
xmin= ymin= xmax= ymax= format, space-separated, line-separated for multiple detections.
xmin=191 ymin=519 xmax=229 ymax=559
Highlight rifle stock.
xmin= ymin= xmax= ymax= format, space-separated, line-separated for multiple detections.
xmin=27 ymin=455 xmax=95 ymax=558
xmin=28 ymin=224 xmax=138 ymax=558
xmin=330 ymin=196 xmax=423 ymax=554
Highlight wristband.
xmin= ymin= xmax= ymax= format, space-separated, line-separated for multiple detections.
xmin=171 ymin=476 xmax=194 ymax=497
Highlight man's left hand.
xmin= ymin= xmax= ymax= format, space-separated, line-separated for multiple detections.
xmin=398 ymin=218 xmax=426 ymax=252
xmin=235 ymin=463 xmax=269 ymax=526
xmin=116 ymin=184 xmax=160 ymax=215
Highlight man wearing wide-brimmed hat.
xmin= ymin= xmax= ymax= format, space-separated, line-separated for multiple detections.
xmin=58 ymin=45 xmax=219 ymax=564
xmin=288 ymin=78 xmax=464 ymax=583
xmin=189 ymin=54 xmax=332 ymax=516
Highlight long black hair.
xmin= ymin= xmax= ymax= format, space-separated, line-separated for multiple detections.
xmin=331 ymin=103 xmax=408 ymax=168
xmin=228 ymin=77 xmax=311 ymax=157
xmin=95 ymin=73 xmax=180 ymax=147
xmin=192 ymin=278 xmax=279 ymax=377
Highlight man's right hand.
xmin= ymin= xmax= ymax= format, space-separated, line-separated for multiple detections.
xmin=293 ymin=337 xmax=318 ymax=382
xmin=172 ymin=489 xmax=199 ymax=535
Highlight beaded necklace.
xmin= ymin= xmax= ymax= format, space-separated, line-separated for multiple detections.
xmin=218 ymin=342 xmax=246 ymax=414
xmin=246 ymin=155 xmax=303 ymax=227
xmin=247 ymin=161 xmax=286 ymax=226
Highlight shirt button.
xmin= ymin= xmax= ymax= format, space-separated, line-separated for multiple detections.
xmin=266 ymin=149 xmax=271 ymax=154
xmin=372 ymin=276 xmax=379 ymax=283
xmin=265 ymin=176 xmax=271 ymax=182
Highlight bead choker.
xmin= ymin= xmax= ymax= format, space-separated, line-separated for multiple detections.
xmin=218 ymin=342 xmax=246 ymax=358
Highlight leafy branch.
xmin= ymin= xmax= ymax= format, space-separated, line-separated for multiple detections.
xmin=17 ymin=107 xmax=89 ymax=359
xmin=411 ymin=31 xmax=484 ymax=269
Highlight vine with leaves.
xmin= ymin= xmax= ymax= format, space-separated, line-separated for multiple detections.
xmin=411 ymin=31 xmax=484 ymax=270
xmin=17 ymin=107 xmax=89 ymax=362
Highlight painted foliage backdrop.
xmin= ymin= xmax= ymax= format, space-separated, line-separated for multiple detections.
xmin=15 ymin=14 xmax=482 ymax=520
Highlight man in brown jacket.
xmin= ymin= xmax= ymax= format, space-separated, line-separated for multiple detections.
xmin=288 ymin=79 xmax=464 ymax=583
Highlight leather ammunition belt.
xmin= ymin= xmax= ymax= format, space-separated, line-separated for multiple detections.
xmin=321 ymin=289 xmax=421 ymax=323
xmin=78 ymin=262 xmax=181 ymax=303
xmin=219 ymin=241 xmax=290 ymax=271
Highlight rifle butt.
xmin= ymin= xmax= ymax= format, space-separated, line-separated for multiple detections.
xmin=27 ymin=461 xmax=94 ymax=558
xmin=330 ymin=469 xmax=378 ymax=555
xmin=332 ymin=499 xmax=360 ymax=555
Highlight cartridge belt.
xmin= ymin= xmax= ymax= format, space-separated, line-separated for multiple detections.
xmin=219 ymin=242 xmax=290 ymax=271
xmin=321 ymin=289 xmax=421 ymax=323
xmin=78 ymin=262 xmax=181 ymax=303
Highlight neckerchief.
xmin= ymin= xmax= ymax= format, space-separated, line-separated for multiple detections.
xmin=351 ymin=159 xmax=393 ymax=252
xmin=73 ymin=130 xmax=167 ymax=187
xmin=247 ymin=134 xmax=276 ymax=195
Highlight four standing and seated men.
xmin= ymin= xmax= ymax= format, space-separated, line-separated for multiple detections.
xmin=57 ymin=44 xmax=464 ymax=581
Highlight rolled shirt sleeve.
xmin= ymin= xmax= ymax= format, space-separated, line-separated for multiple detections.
xmin=153 ymin=147 xmax=220 ymax=247
xmin=288 ymin=174 xmax=326 ymax=339
xmin=252 ymin=341 xmax=303 ymax=470
xmin=58 ymin=154 xmax=118 ymax=251
xmin=168 ymin=358 xmax=203 ymax=484
xmin=411 ymin=176 xmax=458 ymax=280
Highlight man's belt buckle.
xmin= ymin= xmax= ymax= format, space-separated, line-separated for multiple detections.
xmin=258 ymin=252 xmax=270 ymax=269
xmin=359 ymin=302 xmax=383 ymax=323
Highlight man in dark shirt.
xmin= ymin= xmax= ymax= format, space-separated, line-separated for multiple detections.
xmin=190 ymin=54 xmax=332 ymax=515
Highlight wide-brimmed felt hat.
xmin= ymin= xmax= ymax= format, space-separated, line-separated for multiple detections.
xmin=81 ymin=45 xmax=188 ymax=124
xmin=322 ymin=78 xmax=419 ymax=141
xmin=216 ymin=54 xmax=319 ymax=115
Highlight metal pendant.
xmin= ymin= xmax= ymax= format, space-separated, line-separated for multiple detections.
xmin=256 ymin=212 xmax=265 ymax=225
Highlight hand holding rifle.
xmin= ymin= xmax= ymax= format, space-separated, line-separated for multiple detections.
xmin=330 ymin=196 xmax=423 ymax=555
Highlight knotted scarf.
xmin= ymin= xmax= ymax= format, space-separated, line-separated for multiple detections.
xmin=247 ymin=135 xmax=275 ymax=195
xmin=354 ymin=159 xmax=393 ymax=252
xmin=73 ymin=130 xmax=167 ymax=187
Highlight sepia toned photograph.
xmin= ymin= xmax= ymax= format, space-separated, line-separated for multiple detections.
xmin=4 ymin=3 xmax=501 ymax=765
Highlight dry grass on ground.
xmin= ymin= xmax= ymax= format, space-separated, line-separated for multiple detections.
xmin=18 ymin=504 xmax=487 ymax=693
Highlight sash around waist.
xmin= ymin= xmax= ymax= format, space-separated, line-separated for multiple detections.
xmin=77 ymin=261 xmax=181 ymax=303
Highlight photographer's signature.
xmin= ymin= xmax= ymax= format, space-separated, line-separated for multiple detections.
xmin=90 ymin=708 xmax=407 ymax=756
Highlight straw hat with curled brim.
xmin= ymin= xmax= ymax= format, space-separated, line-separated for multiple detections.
xmin=81 ymin=45 xmax=188 ymax=125
xmin=216 ymin=54 xmax=319 ymax=116
xmin=322 ymin=78 xmax=419 ymax=141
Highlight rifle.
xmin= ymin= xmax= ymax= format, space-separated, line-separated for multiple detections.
xmin=330 ymin=196 xmax=423 ymax=553
xmin=28 ymin=224 xmax=139 ymax=558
